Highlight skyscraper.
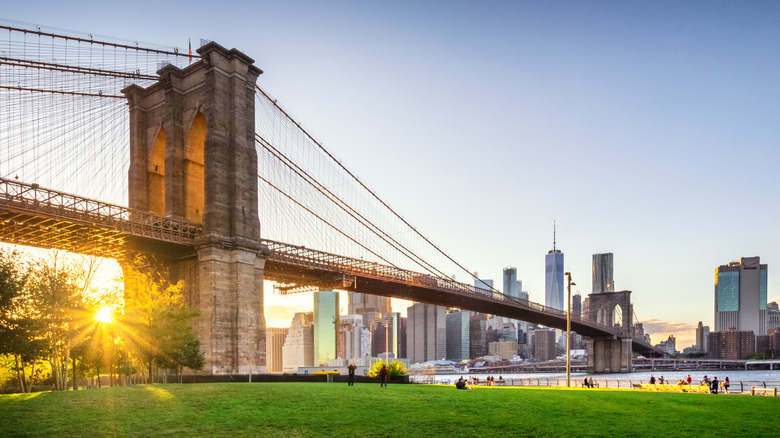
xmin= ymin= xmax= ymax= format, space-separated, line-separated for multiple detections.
xmin=265 ymin=327 xmax=289 ymax=373
xmin=572 ymin=293 xmax=582 ymax=318
xmin=406 ymin=303 xmax=446 ymax=364
xmin=592 ymin=253 xmax=614 ymax=294
xmin=502 ymin=267 xmax=523 ymax=325
xmin=503 ymin=267 xmax=520 ymax=298
xmin=445 ymin=308 xmax=470 ymax=361
xmin=714 ymin=257 xmax=767 ymax=336
xmin=348 ymin=292 xmax=391 ymax=315
xmin=545 ymin=226 xmax=564 ymax=310
xmin=533 ymin=329 xmax=556 ymax=361
xmin=475 ymin=278 xmax=494 ymax=293
xmin=371 ymin=312 xmax=404 ymax=358
xmin=338 ymin=314 xmax=364 ymax=360
xmin=282 ymin=312 xmax=313 ymax=372
xmin=313 ymin=290 xmax=339 ymax=366
xmin=695 ymin=321 xmax=710 ymax=354
xmin=469 ymin=313 xmax=488 ymax=359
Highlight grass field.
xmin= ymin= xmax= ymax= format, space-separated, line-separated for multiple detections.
xmin=1 ymin=382 xmax=777 ymax=437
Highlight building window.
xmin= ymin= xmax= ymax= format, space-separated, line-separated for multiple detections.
xmin=717 ymin=271 xmax=739 ymax=312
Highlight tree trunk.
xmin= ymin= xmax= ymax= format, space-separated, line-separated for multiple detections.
xmin=14 ymin=355 xmax=26 ymax=393
xmin=63 ymin=343 xmax=71 ymax=391
xmin=72 ymin=357 xmax=78 ymax=391
xmin=29 ymin=361 xmax=35 ymax=393
xmin=51 ymin=352 xmax=60 ymax=391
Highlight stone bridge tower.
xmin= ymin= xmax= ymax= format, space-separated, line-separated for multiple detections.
xmin=585 ymin=290 xmax=633 ymax=373
xmin=122 ymin=42 xmax=266 ymax=374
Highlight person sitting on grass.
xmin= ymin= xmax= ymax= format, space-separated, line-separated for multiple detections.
xmin=455 ymin=377 xmax=467 ymax=390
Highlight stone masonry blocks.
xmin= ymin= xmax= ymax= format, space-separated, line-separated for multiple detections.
xmin=123 ymin=42 xmax=266 ymax=374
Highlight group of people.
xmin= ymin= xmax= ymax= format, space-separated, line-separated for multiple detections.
xmin=455 ymin=375 xmax=505 ymax=389
xmin=464 ymin=375 xmax=504 ymax=385
xmin=582 ymin=376 xmax=596 ymax=388
xmin=648 ymin=375 xmax=665 ymax=384
xmin=455 ymin=377 xmax=472 ymax=390
xmin=650 ymin=374 xmax=730 ymax=393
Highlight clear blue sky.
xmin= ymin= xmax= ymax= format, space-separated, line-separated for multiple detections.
xmin=4 ymin=1 xmax=780 ymax=347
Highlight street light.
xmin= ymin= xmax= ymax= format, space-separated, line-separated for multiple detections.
xmin=565 ymin=272 xmax=576 ymax=387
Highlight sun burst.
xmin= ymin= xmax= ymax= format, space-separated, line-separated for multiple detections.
xmin=96 ymin=306 xmax=113 ymax=323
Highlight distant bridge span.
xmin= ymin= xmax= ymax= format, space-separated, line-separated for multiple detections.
xmin=0 ymin=177 xmax=659 ymax=355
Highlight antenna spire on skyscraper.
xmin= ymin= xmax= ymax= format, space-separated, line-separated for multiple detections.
xmin=553 ymin=220 xmax=557 ymax=251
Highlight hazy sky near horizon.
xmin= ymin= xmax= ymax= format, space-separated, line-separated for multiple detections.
xmin=4 ymin=1 xmax=780 ymax=347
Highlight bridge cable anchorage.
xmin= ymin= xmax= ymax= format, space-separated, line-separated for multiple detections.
xmin=255 ymin=134 xmax=451 ymax=279
xmin=255 ymin=85 xmax=501 ymax=295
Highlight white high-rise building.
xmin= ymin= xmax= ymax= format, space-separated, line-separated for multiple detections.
xmin=282 ymin=312 xmax=313 ymax=373
xmin=338 ymin=314 xmax=364 ymax=360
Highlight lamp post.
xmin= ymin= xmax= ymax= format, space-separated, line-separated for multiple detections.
xmin=564 ymin=272 xmax=575 ymax=387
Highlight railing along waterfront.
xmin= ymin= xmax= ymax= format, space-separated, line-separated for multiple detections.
xmin=411 ymin=375 xmax=780 ymax=392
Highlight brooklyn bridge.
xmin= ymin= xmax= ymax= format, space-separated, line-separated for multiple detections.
xmin=0 ymin=23 xmax=661 ymax=374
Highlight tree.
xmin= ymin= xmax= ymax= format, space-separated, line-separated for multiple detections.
xmin=24 ymin=251 xmax=106 ymax=390
xmin=0 ymin=248 xmax=46 ymax=392
xmin=121 ymin=257 xmax=203 ymax=382
xmin=368 ymin=359 xmax=407 ymax=380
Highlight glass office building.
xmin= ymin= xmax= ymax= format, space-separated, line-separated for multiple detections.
xmin=313 ymin=290 xmax=339 ymax=366
xmin=545 ymin=250 xmax=564 ymax=311
xmin=714 ymin=257 xmax=767 ymax=336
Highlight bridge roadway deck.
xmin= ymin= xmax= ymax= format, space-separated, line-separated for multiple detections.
xmin=0 ymin=178 xmax=657 ymax=354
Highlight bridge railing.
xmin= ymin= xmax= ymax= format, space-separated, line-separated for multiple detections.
xmin=0 ymin=177 xmax=199 ymax=245
xmin=261 ymin=238 xmax=609 ymax=327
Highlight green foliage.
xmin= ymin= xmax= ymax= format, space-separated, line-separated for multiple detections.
xmin=1 ymin=383 xmax=779 ymax=437
xmin=747 ymin=350 xmax=773 ymax=360
xmin=368 ymin=359 xmax=407 ymax=379
xmin=121 ymin=257 xmax=203 ymax=379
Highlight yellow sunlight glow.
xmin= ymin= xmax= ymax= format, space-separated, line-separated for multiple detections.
xmin=96 ymin=306 xmax=113 ymax=323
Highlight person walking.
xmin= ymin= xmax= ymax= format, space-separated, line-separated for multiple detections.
xmin=347 ymin=363 xmax=357 ymax=386
xmin=649 ymin=375 xmax=656 ymax=385
xmin=686 ymin=375 xmax=692 ymax=385
xmin=379 ymin=365 xmax=389 ymax=388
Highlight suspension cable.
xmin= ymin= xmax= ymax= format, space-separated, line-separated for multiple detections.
xmin=255 ymin=85 xmax=500 ymax=293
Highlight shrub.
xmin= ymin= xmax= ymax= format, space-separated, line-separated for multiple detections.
xmin=368 ymin=360 xmax=407 ymax=379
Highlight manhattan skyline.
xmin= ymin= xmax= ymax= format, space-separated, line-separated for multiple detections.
xmin=3 ymin=1 xmax=780 ymax=348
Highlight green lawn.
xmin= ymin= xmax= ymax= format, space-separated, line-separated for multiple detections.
xmin=0 ymin=382 xmax=777 ymax=437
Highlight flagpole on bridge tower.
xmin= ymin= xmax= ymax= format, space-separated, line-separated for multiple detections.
xmin=565 ymin=272 xmax=575 ymax=387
